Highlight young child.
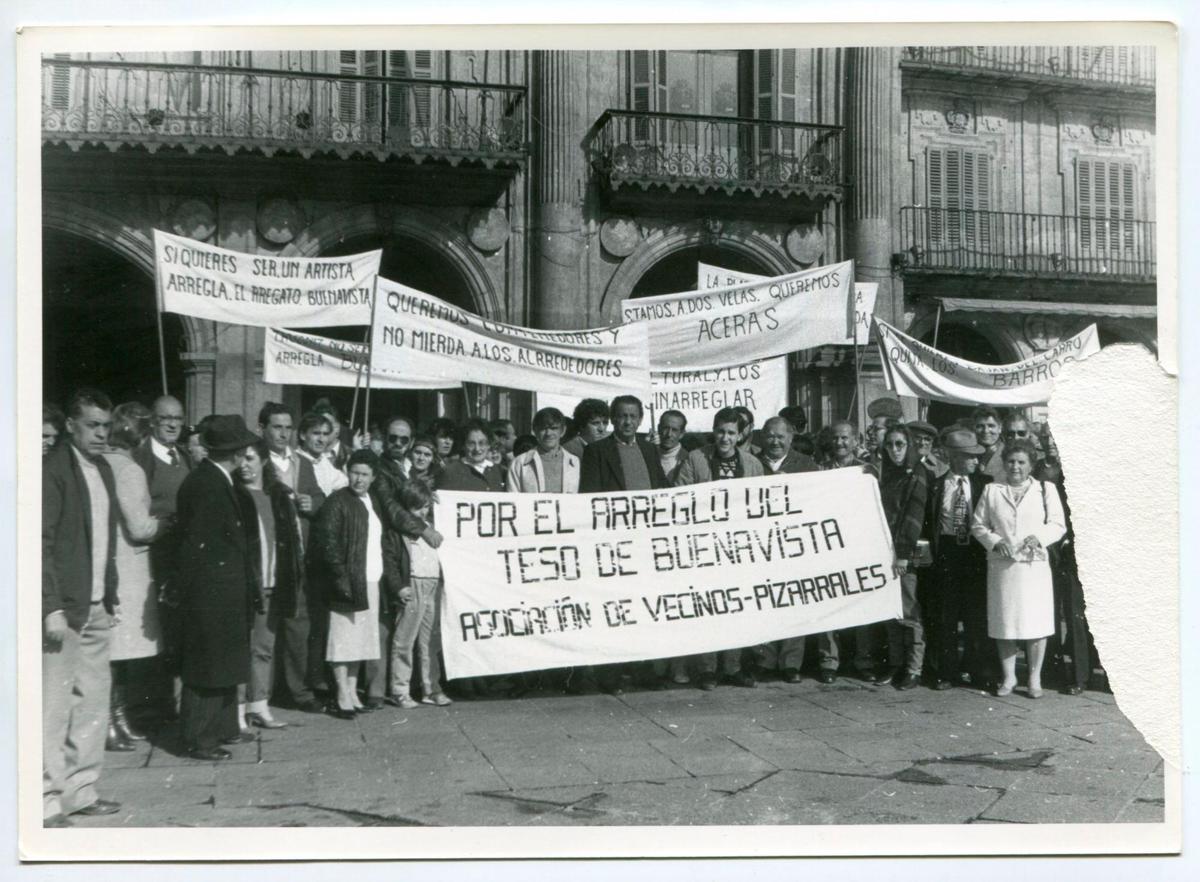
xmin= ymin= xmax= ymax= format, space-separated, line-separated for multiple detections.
xmin=389 ymin=480 xmax=451 ymax=709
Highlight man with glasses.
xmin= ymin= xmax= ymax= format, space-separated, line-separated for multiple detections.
xmin=508 ymin=407 xmax=580 ymax=493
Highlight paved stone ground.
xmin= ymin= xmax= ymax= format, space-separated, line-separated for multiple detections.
xmin=71 ymin=677 xmax=1163 ymax=827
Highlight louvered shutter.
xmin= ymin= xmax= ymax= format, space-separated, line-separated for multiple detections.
xmin=1076 ymin=158 xmax=1136 ymax=254
xmin=338 ymin=50 xmax=358 ymax=123
xmin=629 ymin=50 xmax=665 ymax=141
xmin=927 ymin=147 xmax=945 ymax=242
xmin=362 ymin=51 xmax=382 ymax=133
xmin=49 ymin=53 xmax=71 ymax=111
xmin=927 ymin=146 xmax=992 ymax=250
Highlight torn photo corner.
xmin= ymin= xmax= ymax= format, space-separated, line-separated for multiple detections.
xmin=14 ymin=18 xmax=1180 ymax=861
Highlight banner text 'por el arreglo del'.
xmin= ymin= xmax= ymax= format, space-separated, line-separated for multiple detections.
xmin=370 ymin=276 xmax=652 ymax=399
xmin=877 ymin=320 xmax=1101 ymax=406
xmin=263 ymin=328 xmax=459 ymax=391
xmin=155 ymin=230 xmax=381 ymax=328
xmin=435 ymin=469 xmax=901 ymax=679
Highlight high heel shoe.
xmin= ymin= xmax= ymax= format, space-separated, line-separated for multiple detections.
xmin=246 ymin=712 xmax=287 ymax=729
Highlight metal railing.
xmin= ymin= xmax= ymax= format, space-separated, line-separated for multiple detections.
xmin=41 ymin=58 xmax=527 ymax=163
xmin=901 ymin=46 xmax=1155 ymax=89
xmin=899 ymin=207 xmax=1155 ymax=280
xmin=596 ymin=109 xmax=844 ymax=196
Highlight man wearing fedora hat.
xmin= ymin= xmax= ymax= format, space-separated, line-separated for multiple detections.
xmin=924 ymin=427 xmax=995 ymax=691
xmin=172 ymin=415 xmax=263 ymax=760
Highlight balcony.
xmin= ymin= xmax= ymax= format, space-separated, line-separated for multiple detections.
xmin=901 ymin=46 xmax=1155 ymax=92
xmin=41 ymin=59 xmax=527 ymax=168
xmin=594 ymin=109 xmax=844 ymax=213
xmin=899 ymin=207 xmax=1155 ymax=282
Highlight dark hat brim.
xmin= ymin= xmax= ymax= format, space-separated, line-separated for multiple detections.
xmin=204 ymin=430 xmax=261 ymax=453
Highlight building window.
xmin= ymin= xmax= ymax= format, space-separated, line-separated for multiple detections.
xmin=926 ymin=146 xmax=993 ymax=250
xmin=49 ymin=53 xmax=71 ymax=111
xmin=1076 ymin=157 xmax=1136 ymax=253
xmin=338 ymin=50 xmax=434 ymax=131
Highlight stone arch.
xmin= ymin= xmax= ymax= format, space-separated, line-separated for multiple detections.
xmin=284 ymin=204 xmax=501 ymax=319
xmin=905 ymin=309 xmax=1029 ymax=363
xmin=600 ymin=222 xmax=794 ymax=324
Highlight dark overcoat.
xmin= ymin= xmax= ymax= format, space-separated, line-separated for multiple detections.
xmin=172 ymin=459 xmax=260 ymax=688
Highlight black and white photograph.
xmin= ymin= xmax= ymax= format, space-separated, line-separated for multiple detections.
xmin=14 ymin=17 xmax=1182 ymax=862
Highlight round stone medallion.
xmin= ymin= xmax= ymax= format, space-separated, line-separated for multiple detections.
xmin=1023 ymin=315 xmax=1064 ymax=351
xmin=257 ymin=197 xmax=305 ymax=245
xmin=467 ymin=208 xmax=510 ymax=253
xmin=599 ymin=216 xmax=641 ymax=258
xmin=785 ymin=224 xmax=825 ymax=265
xmin=170 ymin=198 xmax=216 ymax=241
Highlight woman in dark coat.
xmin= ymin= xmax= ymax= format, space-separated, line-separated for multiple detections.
xmin=314 ymin=450 xmax=402 ymax=718
xmin=171 ymin=415 xmax=262 ymax=760
xmin=876 ymin=424 xmax=929 ymax=690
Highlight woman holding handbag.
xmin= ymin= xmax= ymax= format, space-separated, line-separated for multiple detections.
xmin=970 ymin=438 xmax=1067 ymax=698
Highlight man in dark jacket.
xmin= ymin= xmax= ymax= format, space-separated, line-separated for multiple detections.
xmin=173 ymin=415 xmax=262 ymax=760
xmin=42 ymin=388 xmax=122 ymax=826
xmin=925 ymin=428 xmax=994 ymax=691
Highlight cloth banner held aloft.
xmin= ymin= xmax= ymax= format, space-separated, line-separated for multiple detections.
xmin=876 ymin=319 xmax=1101 ymax=406
xmin=696 ymin=262 xmax=879 ymax=346
xmin=536 ymin=358 xmax=788 ymax=434
xmin=263 ymin=328 xmax=458 ymax=391
xmin=435 ymin=469 xmax=901 ymax=679
xmin=155 ymin=230 xmax=381 ymax=327
xmin=371 ymin=276 xmax=652 ymax=399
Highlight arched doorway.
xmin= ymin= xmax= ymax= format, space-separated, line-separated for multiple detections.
xmin=43 ymin=229 xmax=187 ymax=410
xmin=295 ymin=233 xmax=478 ymax=434
xmin=920 ymin=321 xmax=1005 ymax=429
xmin=629 ymin=244 xmax=772 ymax=298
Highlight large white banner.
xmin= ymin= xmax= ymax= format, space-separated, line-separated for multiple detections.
xmin=263 ymin=328 xmax=458 ymax=391
xmin=536 ymin=358 xmax=788 ymax=434
xmin=697 ymin=262 xmax=879 ymax=346
xmin=877 ymin=320 xmax=1101 ymax=406
xmin=436 ymin=469 xmax=901 ymax=678
xmin=155 ymin=230 xmax=381 ymax=327
xmin=371 ymin=277 xmax=652 ymax=399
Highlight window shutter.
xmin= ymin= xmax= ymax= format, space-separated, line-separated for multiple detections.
xmin=630 ymin=50 xmax=665 ymax=141
xmin=50 ymin=53 xmax=71 ymax=111
xmin=927 ymin=147 xmax=945 ymax=240
xmin=412 ymin=50 xmax=433 ymax=127
xmin=362 ymin=50 xmax=381 ymax=129
xmin=1076 ymin=158 xmax=1136 ymax=253
xmin=927 ymin=146 xmax=992 ymax=249
xmin=338 ymin=50 xmax=358 ymax=123
xmin=1121 ymin=163 xmax=1136 ymax=250
xmin=386 ymin=50 xmax=433 ymax=131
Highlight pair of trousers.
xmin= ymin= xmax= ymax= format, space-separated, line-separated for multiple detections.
xmin=829 ymin=625 xmax=880 ymax=672
xmin=43 ymin=603 xmax=111 ymax=819
xmin=932 ymin=543 xmax=992 ymax=684
xmin=757 ymin=633 xmax=838 ymax=672
xmin=389 ymin=577 xmax=444 ymax=699
xmin=365 ymin=609 xmax=396 ymax=701
xmin=306 ymin=592 xmax=330 ymax=695
xmin=272 ymin=584 xmax=315 ymax=704
xmin=1052 ymin=557 xmax=1094 ymax=690
xmin=180 ymin=683 xmax=238 ymax=751
xmin=694 ymin=649 xmax=743 ymax=677
xmin=886 ymin=570 xmax=926 ymax=675
xmin=247 ymin=588 xmax=276 ymax=703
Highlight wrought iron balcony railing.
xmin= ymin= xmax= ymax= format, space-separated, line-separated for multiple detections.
xmin=899 ymin=207 xmax=1155 ymax=281
xmin=595 ymin=109 xmax=844 ymax=200
xmin=41 ymin=59 xmax=527 ymax=166
xmin=901 ymin=45 xmax=1155 ymax=90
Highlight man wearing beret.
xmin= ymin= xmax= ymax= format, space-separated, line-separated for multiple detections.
xmin=172 ymin=415 xmax=263 ymax=760
xmin=925 ymin=428 xmax=995 ymax=691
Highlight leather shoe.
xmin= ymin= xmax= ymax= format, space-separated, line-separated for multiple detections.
xmin=873 ymin=666 xmax=899 ymax=685
xmin=1063 ymin=684 xmax=1083 ymax=696
xmin=246 ymin=712 xmax=287 ymax=730
xmin=188 ymin=747 xmax=232 ymax=761
xmin=294 ymin=699 xmax=324 ymax=714
xmin=730 ymin=671 xmax=757 ymax=688
xmin=327 ymin=705 xmax=357 ymax=720
xmin=362 ymin=698 xmax=385 ymax=710
xmin=44 ymin=813 xmax=72 ymax=828
xmin=72 ymin=799 xmax=121 ymax=817
xmin=895 ymin=672 xmax=920 ymax=691
xmin=105 ymin=725 xmax=136 ymax=752
xmin=933 ymin=679 xmax=955 ymax=691
xmin=817 ymin=670 xmax=837 ymax=685
xmin=222 ymin=731 xmax=256 ymax=745
xmin=782 ymin=668 xmax=802 ymax=684
xmin=697 ymin=673 xmax=718 ymax=691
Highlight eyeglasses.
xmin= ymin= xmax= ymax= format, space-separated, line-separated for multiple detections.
xmin=387 ymin=434 xmax=411 ymax=444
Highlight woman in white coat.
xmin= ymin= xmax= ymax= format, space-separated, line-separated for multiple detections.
xmin=506 ymin=407 xmax=580 ymax=494
xmin=970 ymin=438 xmax=1066 ymax=698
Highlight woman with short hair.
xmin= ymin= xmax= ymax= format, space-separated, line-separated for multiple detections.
xmin=102 ymin=402 xmax=165 ymax=750
xmin=971 ymin=438 xmax=1067 ymax=698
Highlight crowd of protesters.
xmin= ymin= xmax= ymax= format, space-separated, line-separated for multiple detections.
xmin=40 ymin=388 xmax=1102 ymax=826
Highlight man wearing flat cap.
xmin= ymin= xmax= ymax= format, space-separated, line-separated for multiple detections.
xmin=924 ymin=428 xmax=995 ymax=691
xmin=171 ymin=415 xmax=263 ymax=760
xmin=907 ymin=420 xmax=948 ymax=479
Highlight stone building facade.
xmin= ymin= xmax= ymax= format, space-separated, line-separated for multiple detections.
xmin=41 ymin=46 xmax=1156 ymax=432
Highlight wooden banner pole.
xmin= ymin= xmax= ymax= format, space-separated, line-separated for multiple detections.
xmin=361 ymin=275 xmax=381 ymax=439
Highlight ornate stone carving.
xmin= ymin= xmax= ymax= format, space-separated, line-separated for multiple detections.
xmin=1063 ymin=123 xmax=1089 ymax=141
xmin=599 ymin=216 xmax=641 ymax=258
xmin=256 ymin=197 xmax=305 ymax=245
xmin=945 ymin=100 xmax=972 ymax=134
xmin=1091 ymin=116 xmax=1117 ymax=144
xmin=466 ymin=207 xmax=509 ymax=253
xmin=785 ymin=224 xmax=825 ymax=265
xmin=1023 ymin=315 xmax=1064 ymax=351
xmin=171 ymin=197 xmax=216 ymax=241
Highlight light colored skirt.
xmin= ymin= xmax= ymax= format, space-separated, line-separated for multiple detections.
xmin=986 ymin=558 xmax=1054 ymax=640
xmin=110 ymin=556 xmax=161 ymax=661
xmin=326 ymin=579 xmax=380 ymax=663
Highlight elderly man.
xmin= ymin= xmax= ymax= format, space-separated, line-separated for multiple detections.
xmin=508 ymin=407 xmax=580 ymax=493
xmin=754 ymin=417 xmax=827 ymax=682
xmin=972 ymin=406 xmax=1006 ymax=482
xmin=256 ymin=402 xmax=326 ymax=713
xmin=42 ymin=389 xmax=122 ymax=826
xmin=675 ymin=407 xmax=765 ymax=690
xmin=925 ymin=428 xmax=995 ymax=691
xmin=908 ymin=420 xmax=947 ymax=478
